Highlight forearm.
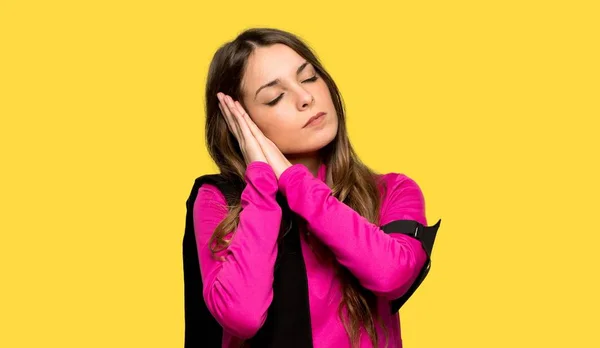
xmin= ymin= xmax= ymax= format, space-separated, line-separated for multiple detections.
xmin=195 ymin=161 xmax=282 ymax=338
xmin=278 ymin=164 xmax=428 ymax=298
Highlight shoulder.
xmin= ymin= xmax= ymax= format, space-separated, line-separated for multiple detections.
xmin=197 ymin=182 xmax=227 ymax=201
xmin=375 ymin=172 xmax=427 ymax=225
xmin=193 ymin=181 xmax=228 ymax=220
xmin=377 ymin=172 xmax=424 ymax=198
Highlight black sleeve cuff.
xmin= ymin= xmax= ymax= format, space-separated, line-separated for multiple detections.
xmin=380 ymin=218 xmax=442 ymax=313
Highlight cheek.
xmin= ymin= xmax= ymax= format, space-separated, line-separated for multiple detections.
xmin=266 ymin=120 xmax=297 ymax=140
xmin=247 ymin=107 xmax=276 ymax=132
xmin=253 ymin=111 xmax=295 ymax=139
xmin=261 ymin=116 xmax=302 ymax=151
xmin=317 ymin=80 xmax=333 ymax=99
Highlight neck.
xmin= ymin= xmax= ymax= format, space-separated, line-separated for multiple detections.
xmin=286 ymin=152 xmax=321 ymax=177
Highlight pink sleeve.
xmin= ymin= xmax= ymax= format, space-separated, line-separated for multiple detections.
xmin=277 ymin=164 xmax=428 ymax=300
xmin=193 ymin=161 xmax=282 ymax=339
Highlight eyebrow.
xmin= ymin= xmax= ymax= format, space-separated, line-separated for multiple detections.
xmin=254 ymin=61 xmax=311 ymax=100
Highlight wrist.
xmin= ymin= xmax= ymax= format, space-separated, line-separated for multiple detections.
xmin=245 ymin=161 xmax=276 ymax=181
xmin=274 ymin=163 xmax=292 ymax=180
xmin=277 ymin=163 xmax=310 ymax=195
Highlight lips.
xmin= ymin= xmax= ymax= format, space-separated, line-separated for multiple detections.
xmin=303 ymin=112 xmax=326 ymax=128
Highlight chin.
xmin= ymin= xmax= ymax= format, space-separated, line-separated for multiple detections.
xmin=284 ymin=126 xmax=337 ymax=155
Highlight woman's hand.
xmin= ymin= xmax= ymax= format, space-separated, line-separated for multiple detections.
xmin=218 ymin=93 xmax=292 ymax=179
xmin=217 ymin=93 xmax=267 ymax=165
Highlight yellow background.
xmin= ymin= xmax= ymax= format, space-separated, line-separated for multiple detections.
xmin=1 ymin=1 xmax=598 ymax=347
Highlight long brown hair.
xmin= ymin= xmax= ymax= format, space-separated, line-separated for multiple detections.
xmin=204 ymin=27 xmax=388 ymax=348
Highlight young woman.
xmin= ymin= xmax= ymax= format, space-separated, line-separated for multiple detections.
xmin=184 ymin=27 xmax=440 ymax=348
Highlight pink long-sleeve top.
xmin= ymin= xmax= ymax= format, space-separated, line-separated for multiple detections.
xmin=193 ymin=161 xmax=429 ymax=348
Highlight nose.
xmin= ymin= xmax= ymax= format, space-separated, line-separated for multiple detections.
xmin=298 ymin=91 xmax=315 ymax=110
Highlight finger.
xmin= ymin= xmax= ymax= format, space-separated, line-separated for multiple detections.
xmin=218 ymin=102 xmax=236 ymax=138
xmin=232 ymin=101 xmax=281 ymax=164
xmin=225 ymin=96 xmax=254 ymax=142
xmin=219 ymin=102 xmax=241 ymax=142
xmin=234 ymin=101 xmax=268 ymax=146
xmin=217 ymin=94 xmax=234 ymax=131
xmin=223 ymin=96 xmax=245 ymax=142
xmin=219 ymin=95 xmax=243 ymax=142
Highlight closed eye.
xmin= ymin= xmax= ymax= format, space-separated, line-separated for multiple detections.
xmin=266 ymin=75 xmax=319 ymax=106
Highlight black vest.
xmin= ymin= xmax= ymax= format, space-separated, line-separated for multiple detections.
xmin=182 ymin=173 xmax=441 ymax=347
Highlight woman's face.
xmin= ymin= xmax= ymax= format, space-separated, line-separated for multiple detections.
xmin=240 ymin=43 xmax=338 ymax=155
